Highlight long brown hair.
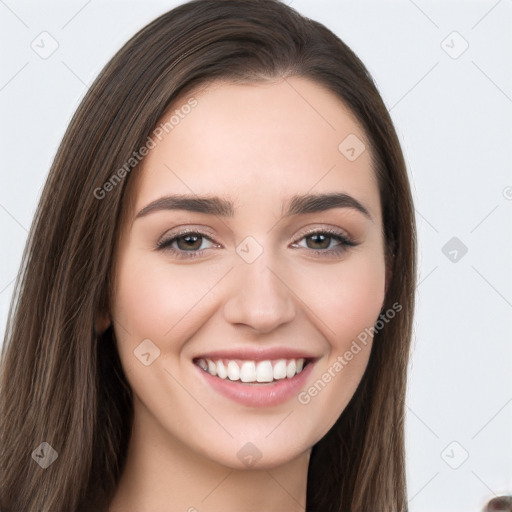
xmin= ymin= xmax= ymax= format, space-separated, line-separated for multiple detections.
xmin=0 ymin=1 xmax=416 ymax=510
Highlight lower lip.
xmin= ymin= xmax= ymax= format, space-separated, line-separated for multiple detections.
xmin=195 ymin=361 xmax=315 ymax=407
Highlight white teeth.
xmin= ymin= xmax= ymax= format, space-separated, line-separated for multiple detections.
xmin=273 ymin=359 xmax=287 ymax=380
xmin=207 ymin=359 xmax=217 ymax=376
xmin=286 ymin=359 xmax=296 ymax=378
xmin=240 ymin=361 xmax=256 ymax=382
xmin=216 ymin=360 xmax=227 ymax=379
xmin=227 ymin=360 xmax=240 ymax=381
xmin=256 ymin=361 xmax=273 ymax=382
xmin=196 ymin=357 xmax=309 ymax=383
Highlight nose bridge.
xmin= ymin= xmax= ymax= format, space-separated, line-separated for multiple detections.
xmin=223 ymin=249 xmax=296 ymax=333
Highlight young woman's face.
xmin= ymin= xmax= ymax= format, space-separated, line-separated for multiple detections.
xmin=110 ymin=77 xmax=387 ymax=469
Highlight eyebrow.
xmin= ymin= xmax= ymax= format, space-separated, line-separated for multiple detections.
xmin=135 ymin=192 xmax=372 ymax=221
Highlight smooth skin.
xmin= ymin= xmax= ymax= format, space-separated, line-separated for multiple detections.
xmin=107 ymin=76 xmax=387 ymax=512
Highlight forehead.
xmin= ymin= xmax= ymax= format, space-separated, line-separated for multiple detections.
xmin=128 ymin=77 xmax=380 ymax=223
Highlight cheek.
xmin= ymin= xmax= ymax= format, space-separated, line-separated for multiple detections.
xmin=290 ymin=248 xmax=385 ymax=419
xmin=111 ymin=251 xmax=226 ymax=361
xmin=298 ymin=248 xmax=386 ymax=348
xmin=333 ymin=257 xmax=385 ymax=342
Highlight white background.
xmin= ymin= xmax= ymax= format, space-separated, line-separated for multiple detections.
xmin=1 ymin=1 xmax=511 ymax=510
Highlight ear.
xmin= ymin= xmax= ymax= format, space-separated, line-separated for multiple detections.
xmin=95 ymin=311 xmax=111 ymax=335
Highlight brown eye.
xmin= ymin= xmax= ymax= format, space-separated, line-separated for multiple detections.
xmin=156 ymin=230 xmax=220 ymax=260
xmin=174 ymin=234 xmax=203 ymax=251
xmin=305 ymin=233 xmax=333 ymax=250
xmin=292 ymin=229 xmax=357 ymax=257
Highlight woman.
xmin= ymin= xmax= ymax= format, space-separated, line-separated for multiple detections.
xmin=0 ymin=1 xmax=417 ymax=510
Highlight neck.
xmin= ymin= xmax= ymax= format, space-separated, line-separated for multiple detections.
xmin=109 ymin=397 xmax=310 ymax=512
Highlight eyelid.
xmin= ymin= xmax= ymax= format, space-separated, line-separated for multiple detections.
xmin=155 ymin=224 xmax=358 ymax=259
xmin=291 ymin=224 xmax=354 ymax=244
xmin=157 ymin=225 xmax=217 ymax=245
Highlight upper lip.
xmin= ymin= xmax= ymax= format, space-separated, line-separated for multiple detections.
xmin=193 ymin=347 xmax=320 ymax=362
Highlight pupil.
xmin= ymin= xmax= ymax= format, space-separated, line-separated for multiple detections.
xmin=308 ymin=234 xmax=329 ymax=249
xmin=178 ymin=235 xmax=201 ymax=250
xmin=175 ymin=234 xmax=331 ymax=251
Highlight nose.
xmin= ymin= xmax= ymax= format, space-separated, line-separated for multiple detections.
xmin=223 ymin=255 xmax=296 ymax=334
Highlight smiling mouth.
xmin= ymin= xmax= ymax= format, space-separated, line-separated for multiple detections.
xmin=193 ymin=357 xmax=311 ymax=384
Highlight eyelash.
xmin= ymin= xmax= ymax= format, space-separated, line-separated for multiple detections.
xmin=156 ymin=227 xmax=358 ymax=260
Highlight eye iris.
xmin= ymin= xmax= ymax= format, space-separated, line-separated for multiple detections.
xmin=307 ymin=234 xmax=331 ymax=250
xmin=177 ymin=234 xmax=202 ymax=251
